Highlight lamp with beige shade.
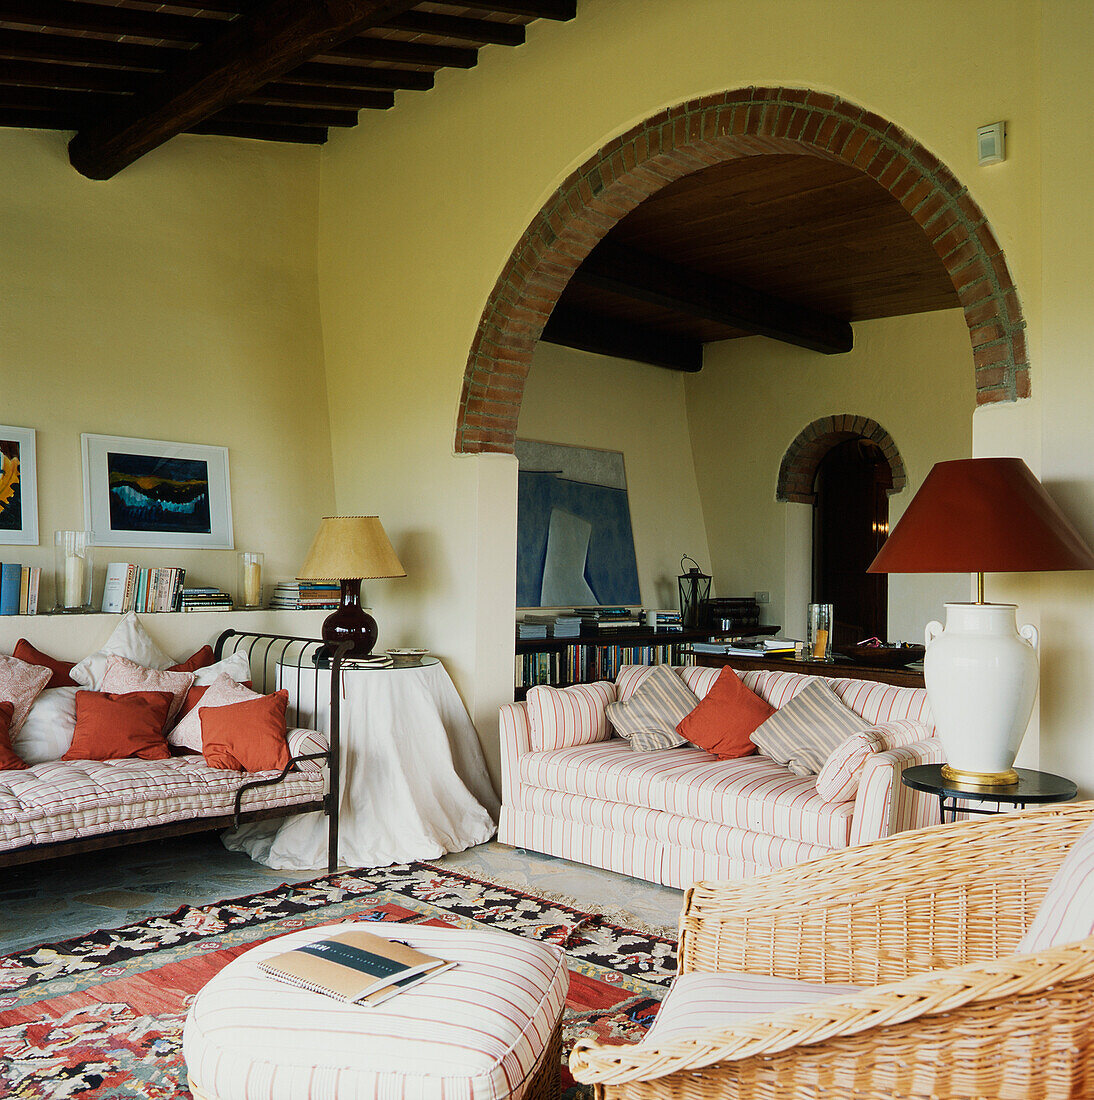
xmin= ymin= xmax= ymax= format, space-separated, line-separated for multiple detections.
xmin=297 ymin=516 xmax=406 ymax=658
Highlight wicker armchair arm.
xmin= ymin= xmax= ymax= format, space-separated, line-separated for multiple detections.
xmin=570 ymin=938 xmax=1094 ymax=1090
xmin=678 ymin=802 xmax=1093 ymax=983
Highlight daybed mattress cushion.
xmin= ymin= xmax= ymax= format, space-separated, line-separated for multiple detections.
xmin=518 ymin=740 xmax=854 ymax=849
xmin=0 ymin=750 xmax=325 ymax=852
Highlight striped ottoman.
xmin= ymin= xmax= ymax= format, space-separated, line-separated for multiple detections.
xmin=183 ymin=922 xmax=569 ymax=1100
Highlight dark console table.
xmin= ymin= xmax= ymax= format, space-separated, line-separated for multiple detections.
xmin=691 ymin=650 xmax=925 ymax=688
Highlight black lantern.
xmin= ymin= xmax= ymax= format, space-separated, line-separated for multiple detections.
xmin=678 ymin=555 xmax=711 ymax=628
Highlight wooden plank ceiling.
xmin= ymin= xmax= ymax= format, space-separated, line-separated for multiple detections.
xmin=544 ymin=154 xmax=962 ymax=370
xmin=0 ymin=0 xmax=575 ymax=177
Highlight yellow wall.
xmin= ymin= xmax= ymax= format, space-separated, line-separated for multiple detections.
xmin=317 ymin=0 xmax=1050 ymax=788
xmin=0 ymin=129 xmax=335 ymax=606
xmin=517 ymin=341 xmax=711 ymax=610
xmin=689 ymin=311 xmax=974 ymax=642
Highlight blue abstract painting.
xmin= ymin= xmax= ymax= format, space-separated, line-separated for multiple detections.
xmin=107 ymin=451 xmax=212 ymax=535
xmin=516 ymin=441 xmax=641 ymax=608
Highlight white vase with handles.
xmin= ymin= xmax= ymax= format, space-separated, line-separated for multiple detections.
xmin=923 ymin=602 xmax=1039 ymax=785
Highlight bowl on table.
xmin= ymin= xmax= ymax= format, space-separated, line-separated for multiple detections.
xmin=388 ymin=648 xmax=429 ymax=667
xmin=835 ymin=642 xmax=926 ymax=668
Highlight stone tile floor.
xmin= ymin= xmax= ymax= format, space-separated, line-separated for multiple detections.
xmin=0 ymin=835 xmax=683 ymax=957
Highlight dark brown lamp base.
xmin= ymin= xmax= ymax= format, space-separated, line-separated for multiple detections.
xmin=321 ymin=578 xmax=378 ymax=658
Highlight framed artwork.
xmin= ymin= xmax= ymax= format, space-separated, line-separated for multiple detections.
xmin=0 ymin=425 xmax=39 ymax=546
xmin=515 ymin=439 xmax=641 ymax=608
xmin=82 ymin=434 xmax=234 ymax=549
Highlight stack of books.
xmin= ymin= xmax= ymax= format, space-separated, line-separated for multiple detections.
xmin=270 ymin=581 xmax=341 ymax=610
xmin=0 ymin=563 xmax=40 ymax=615
xmin=518 ymin=613 xmax=582 ymax=639
xmin=516 ymin=618 xmax=548 ymax=640
xmin=102 ymin=564 xmax=185 ymax=613
xmin=573 ymin=607 xmax=643 ymax=631
xmin=179 ymin=587 xmax=233 ymax=612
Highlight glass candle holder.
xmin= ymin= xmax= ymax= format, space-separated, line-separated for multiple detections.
xmin=808 ymin=602 xmax=834 ymax=660
xmin=238 ymin=551 xmax=264 ymax=609
xmin=54 ymin=530 xmax=93 ymax=612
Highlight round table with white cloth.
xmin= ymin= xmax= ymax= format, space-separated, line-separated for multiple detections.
xmin=183 ymin=922 xmax=568 ymax=1100
xmin=223 ymin=659 xmax=499 ymax=870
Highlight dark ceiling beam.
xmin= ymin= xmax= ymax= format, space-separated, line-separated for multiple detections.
xmin=324 ymin=36 xmax=478 ymax=68
xmin=435 ymin=1 xmax=576 ymax=18
xmin=0 ymin=106 xmax=82 ymax=130
xmin=541 ymin=304 xmax=703 ymax=373
xmin=216 ymin=102 xmax=361 ymax=128
xmin=250 ymin=83 xmax=394 ymax=111
xmin=0 ymin=28 xmax=179 ymax=70
xmin=0 ymin=85 xmax=126 ymax=116
xmin=279 ymin=61 xmax=433 ymax=91
xmin=382 ymin=11 xmax=526 ymax=46
xmin=0 ymin=0 xmax=227 ymax=43
xmin=189 ymin=118 xmax=327 ymax=144
xmin=67 ymin=0 xmax=421 ymax=179
xmin=0 ymin=59 xmax=142 ymax=93
xmin=575 ymin=242 xmax=855 ymax=355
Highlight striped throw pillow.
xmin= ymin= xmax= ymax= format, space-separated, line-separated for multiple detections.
xmin=1017 ymin=820 xmax=1094 ymax=952
xmin=606 ymin=664 xmax=699 ymax=752
xmin=526 ymin=681 xmax=616 ymax=751
xmin=750 ymin=678 xmax=871 ymax=776
xmin=815 ymin=728 xmax=885 ymax=803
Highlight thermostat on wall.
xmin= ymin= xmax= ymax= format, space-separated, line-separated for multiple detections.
xmin=977 ymin=122 xmax=1006 ymax=166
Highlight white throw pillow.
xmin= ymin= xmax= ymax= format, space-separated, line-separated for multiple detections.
xmin=526 ymin=681 xmax=616 ymax=750
xmin=814 ymin=728 xmax=885 ymax=803
xmin=192 ymin=650 xmax=252 ymax=687
xmin=1017 ymin=820 xmax=1094 ymax=952
xmin=71 ymin=612 xmax=174 ymax=689
xmin=168 ymin=672 xmax=260 ymax=753
xmin=12 ymin=686 xmax=79 ymax=764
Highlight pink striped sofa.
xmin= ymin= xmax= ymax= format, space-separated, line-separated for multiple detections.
xmin=499 ymin=664 xmax=944 ymax=889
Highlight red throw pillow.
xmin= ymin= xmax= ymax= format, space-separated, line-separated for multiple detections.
xmin=200 ymin=690 xmax=290 ymax=772
xmin=168 ymin=645 xmax=216 ymax=674
xmin=63 ymin=691 xmax=174 ymax=761
xmin=13 ymin=639 xmax=77 ymax=689
xmin=676 ymin=666 xmax=775 ymax=759
xmin=0 ymin=701 xmax=27 ymax=770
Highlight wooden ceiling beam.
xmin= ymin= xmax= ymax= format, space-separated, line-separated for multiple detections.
xmin=434 ymin=1 xmax=575 ymax=19
xmin=324 ymin=36 xmax=478 ymax=68
xmin=0 ymin=0 xmax=226 ymax=44
xmin=278 ymin=61 xmax=433 ymax=91
xmin=0 ymin=106 xmax=82 ymax=130
xmin=575 ymin=241 xmax=854 ymax=355
xmin=189 ymin=118 xmax=327 ymax=144
xmin=0 ymin=27 xmax=178 ymax=70
xmin=0 ymin=59 xmax=142 ymax=94
xmin=216 ymin=102 xmax=361 ymax=128
xmin=251 ymin=83 xmax=394 ymax=111
xmin=67 ymin=0 xmax=421 ymax=179
xmin=382 ymin=11 xmax=526 ymax=46
xmin=541 ymin=304 xmax=703 ymax=373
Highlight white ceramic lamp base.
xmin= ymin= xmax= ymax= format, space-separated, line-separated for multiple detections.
xmin=924 ymin=603 xmax=1039 ymax=786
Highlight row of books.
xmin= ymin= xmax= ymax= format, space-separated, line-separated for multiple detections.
xmin=0 ymin=563 xmax=40 ymax=615
xmin=514 ymin=641 xmax=693 ymax=690
xmin=180 ymin=587 xmax=233 ymax=612
xmin=270 ymin=581 xmax=341 ymax=610
xmin=102 ymin=564 xmax=186 ymax=613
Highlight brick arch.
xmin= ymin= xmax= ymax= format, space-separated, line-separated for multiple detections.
xmin=777 ymin=415 xmax=906 ymax=505
xmin=456 ymin=86 xmax=1028 ymax=454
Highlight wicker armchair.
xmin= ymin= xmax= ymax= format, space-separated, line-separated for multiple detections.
xmin=570 ymin=800 xmax=1094 ymax=1099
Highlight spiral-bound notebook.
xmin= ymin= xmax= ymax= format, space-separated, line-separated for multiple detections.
xmin=259 ymin=930 xmax=455 ymax=1006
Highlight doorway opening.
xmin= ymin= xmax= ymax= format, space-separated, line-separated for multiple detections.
xmin=812 ymin=438 xmax=892 ymax=645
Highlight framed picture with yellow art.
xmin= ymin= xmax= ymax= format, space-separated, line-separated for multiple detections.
xmin=82 ymin=433 xmax=234 ymax=549
xmin=0 ymin=425 xmax=39 ymax=546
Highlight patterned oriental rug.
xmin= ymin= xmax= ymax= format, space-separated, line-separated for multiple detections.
xmin=0 ymin=861 xmax=677 ymax=1099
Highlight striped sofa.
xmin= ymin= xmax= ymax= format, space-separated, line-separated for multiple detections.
xmin=499 ymin=664 xmax=943 ymax=890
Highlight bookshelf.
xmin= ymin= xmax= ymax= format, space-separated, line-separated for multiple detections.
xmin=514 ymin=627 xmax=740 ymax=699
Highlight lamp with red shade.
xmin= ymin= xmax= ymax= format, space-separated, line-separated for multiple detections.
xmin=868 ymin=458 xmax=1094 ymax=785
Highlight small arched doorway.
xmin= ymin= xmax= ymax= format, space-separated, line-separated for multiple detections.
xmin=812 ymin=438 xmax=893 ymax=644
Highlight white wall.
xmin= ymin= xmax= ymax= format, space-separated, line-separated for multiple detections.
xmin=687 ymin=310 xmax=974 ymax=642
xmin=517 ymin=341 xmax=711 ymax=611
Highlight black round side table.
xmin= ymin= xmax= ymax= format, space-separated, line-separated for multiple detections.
xmin=902 ymin=763 xmax=1078 ymax=824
